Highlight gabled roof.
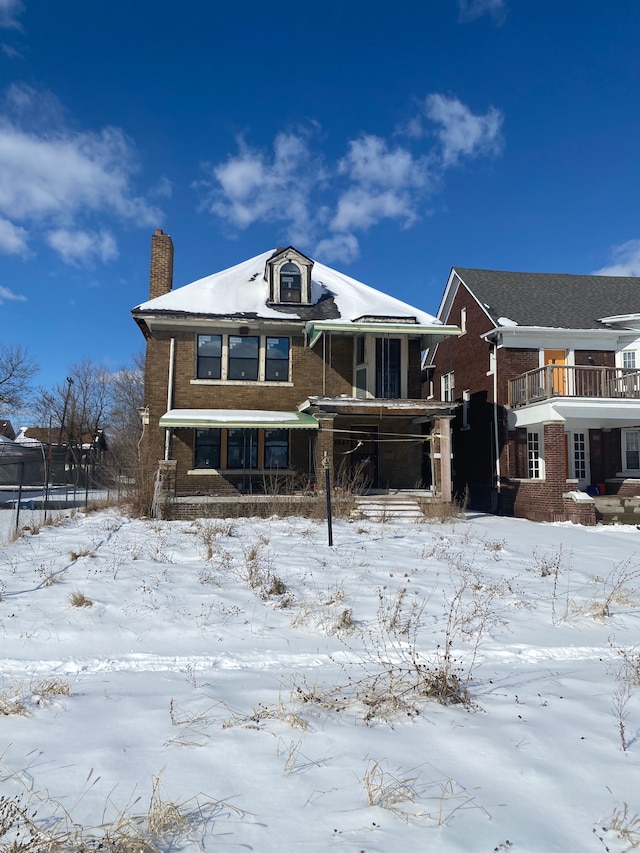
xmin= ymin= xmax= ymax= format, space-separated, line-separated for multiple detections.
xmin=451 ymin=268 xmax=640 ymax=329
xmin=133 ymin=249 xmax=439 ymax=326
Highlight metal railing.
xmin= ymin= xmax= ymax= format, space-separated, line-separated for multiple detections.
xmin=509 ymin=365 xmax=640 ymax=407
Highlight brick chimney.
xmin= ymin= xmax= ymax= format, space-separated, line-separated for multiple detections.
xmin=149 ymin=229 xmax=174 ymax=300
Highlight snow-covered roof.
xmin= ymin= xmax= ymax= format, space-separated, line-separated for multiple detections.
xmin=133 ymin=249 xmax=439 ymax=325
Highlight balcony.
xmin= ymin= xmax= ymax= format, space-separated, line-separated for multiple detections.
xmin=509 ymin=365 xmax=640 ymax=408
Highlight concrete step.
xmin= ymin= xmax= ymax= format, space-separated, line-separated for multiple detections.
xmin=351 ymin=497 xmax=425 ymax=521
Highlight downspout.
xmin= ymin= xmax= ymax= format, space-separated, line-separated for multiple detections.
xmin=164 ymin=337 xmax=175 ymax=461
xmin=493 ymin=342 xmax=501 ymax=494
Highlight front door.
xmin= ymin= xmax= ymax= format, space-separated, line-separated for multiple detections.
xmin=544 ymin=350 xmax=567 ymax=395
xmin=350 ymin=425 xmax=378 ymax=490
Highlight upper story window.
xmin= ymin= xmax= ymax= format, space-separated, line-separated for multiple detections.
xmin=441 ymin=371 xmax=455 ymax=402
xmin=196 ymin=334 xmax=290 ymax=383
xmin=623 ymin=350 xmax=637 ymax=370
xmin=266 ymin=248 xmax=313 ymax=305
xmin=280 ymin=263 xmax=302 ymax=303
xmin=197 ymin=335 xmax=222 ymax=379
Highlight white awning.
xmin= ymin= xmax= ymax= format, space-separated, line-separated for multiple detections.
xmin=159 ymin=409 xmax=319 ymax=429
xmin=305 ymin=320 xmax=461 ymax=348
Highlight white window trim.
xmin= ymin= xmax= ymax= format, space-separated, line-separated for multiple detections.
xmin=526 ymin=428 xmax=545 ymax=480
xmin=194 ymin=334 xmax=291 ymax=384
xmin=461 ymin=389 xmax=471 ymax=430
xmin=460 ymin=306 xmax=467 ymax=335
xmin=441 ymin=370 xmax=455 ymax=403
xmin=351 ymin=336 xmax=409 ymax=399
xmin=569 ymin=430 xmax=589 ymax=483
xmin=620 ymin=428 xmax=640 ymax=475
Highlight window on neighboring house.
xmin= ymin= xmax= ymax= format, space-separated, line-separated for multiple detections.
xmin=375 ymin=338 xmax=401 ymax=398
xmin=228 ymin=336 xmax=259 ymax=380
xmin=194 ymin=428 xmax=221 ymax=469
xmin=197 ymin=335 xmax=222 ymax=379
xmin=527 ymin=430 xmax=542 ymax=478
xmin=265 ymin=429 xmax=288 ymax=468
xmin=462 ymin=389 xmax=471 ymax=429
xmin=487 ymin=347 xmax=496 ymax=375
xmin=441 ymin=371 xmax=455 ymax=402
xmin=280 ymin=262 xmax=302 ymax=303
xmin=460 ymin=306 xmax=467 ymax=334
xmin=623 ymin=429 xmax=640 ymax=471
xmin=623 ymin=351 xmax=637 ymax=370
xmin=265 ymin=337 xmax=290 ymax=381
xmin=571 ymin=431 xmax=587 ymax=481
xmin=227 ymin=429 xmax=258 ymax=469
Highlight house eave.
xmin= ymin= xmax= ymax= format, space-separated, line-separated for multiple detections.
xmin=305 ymin=320 xmax=461 ymax=348
xmin=508 ymin=398 xmax=640 ymax=429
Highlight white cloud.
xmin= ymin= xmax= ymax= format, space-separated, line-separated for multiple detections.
xmin=425 ymin=93 xmax=503 ymax=167
xmin=0 ymin=84 xmax=163 ymax=264
xmin=203 ymin=93 xmax=504 ymax=264
xmin=0 ymin=215 xmax=27 ymax=253
xmin=45 ymin=228 xmax=118 ymax=267
xmin=0 ymin=0 xmax=24 ymax=29
xmin=0 ymin=123 xmax=159 ymax=223
xmin=594 ymin=240 xmax=640 ymax=276
xmin=0 ymin=283 xmax=26 ymax=302
xmin=198 ymin=131 xmax=321 ymax=245
xmin=458 ymin=0 xmax=506 ymax=24
xmin=314 ymin=232 xmax=359 ymax=265
xmin=338 ymin=135 xmax=430 ymax=190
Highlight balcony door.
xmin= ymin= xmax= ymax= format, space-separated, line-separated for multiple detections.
xmin=544 ymin=349 xmax=567 ymax=395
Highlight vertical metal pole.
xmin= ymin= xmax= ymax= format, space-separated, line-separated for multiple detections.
xmin=15 ymin=460 xmax=24 ymax=534
xmin=323 ymin=451 xmax=333 ymax=547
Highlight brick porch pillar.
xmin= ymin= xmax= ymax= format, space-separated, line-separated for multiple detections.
xmin=543 ymin=422 xmax=567 ymax=517
xmin=434 ymin=416 xmax=453 ymax=503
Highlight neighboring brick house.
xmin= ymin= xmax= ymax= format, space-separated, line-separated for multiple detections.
xmin=428 ymin=268 xmax=640 ymax=525
xmin=132 ymin=231 xmax=460 ymax=508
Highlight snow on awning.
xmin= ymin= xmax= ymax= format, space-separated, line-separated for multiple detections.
xmin=159 ymin=409 xmax=319 ymax=430
xmin=305 ymin=320 xmax=461 ymax=348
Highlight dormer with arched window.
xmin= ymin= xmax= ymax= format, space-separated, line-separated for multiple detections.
xmin=265 ymin=247 xmax=313 ymax=306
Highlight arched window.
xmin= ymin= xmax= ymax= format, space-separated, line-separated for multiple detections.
xmin=280 ymin=262 xmax=301 ymax=303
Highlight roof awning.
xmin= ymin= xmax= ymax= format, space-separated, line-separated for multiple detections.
xmin=159 ymin=409 xmax=319 ymax=430
xmin=305 ymin=320 xmax=461 ymax=348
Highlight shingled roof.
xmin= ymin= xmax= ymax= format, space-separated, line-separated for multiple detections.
xmin=454 ymin=268 xmax=640 ymax=329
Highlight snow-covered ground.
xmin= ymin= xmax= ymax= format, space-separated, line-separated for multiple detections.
xmin=1 ymin=509 xmax=639 ymax=852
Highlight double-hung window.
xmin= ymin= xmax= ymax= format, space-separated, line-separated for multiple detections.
xmin=527 ymin=430 xmax=542 ymax=479
xmin=194 ymin=428 xmax=221 ymax=469
xmin=441 ymin=371 xmax=455 ymax=402
xmin=197 ymin=335 xmax=222 ymax=379
xmin=228 ymin=336 xmax=259 ymax=380
xmin=196 ymin=334 xmax=290 ymax=383
xmin=265 ymin=337 xmax=290 ymax=381
xmin=193 ymin=427 xmax=290 ymax=471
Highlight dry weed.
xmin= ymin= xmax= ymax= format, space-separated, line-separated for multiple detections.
xmin=69 ymin=590 xmax=93 ymax=608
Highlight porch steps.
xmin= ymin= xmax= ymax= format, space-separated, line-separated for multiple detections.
xmin=351 ymin=494 xmax=425 ymax=522
xmin=593 ymin=495 xmax=640 ymax=526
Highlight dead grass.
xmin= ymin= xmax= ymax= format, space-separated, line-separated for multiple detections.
xmin=69 ymin=590 xmax=93 ymax=608
xmin=0 ymin=764 xmax=245 ymax=851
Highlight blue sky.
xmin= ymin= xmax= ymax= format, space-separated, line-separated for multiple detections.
xmin=2 ymin=0 xmax=640 ymax=396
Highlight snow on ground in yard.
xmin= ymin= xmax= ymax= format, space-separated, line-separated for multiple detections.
xmin=1 ymin=509 xmax=640 ymax=851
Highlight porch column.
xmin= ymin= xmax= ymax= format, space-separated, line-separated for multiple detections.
xmin=314 ymin=413 xmax=336 ymax=491
xmin=434 ymin=416 xmax=453 ymax=503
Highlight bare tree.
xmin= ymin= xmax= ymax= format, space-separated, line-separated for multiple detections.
xmin=107 ymin=352 xmax=144 ymax=475
xmin=33 ymin=360 xmax=111 ymax=486
xmin=0 ymin=344 xmax=38 ymax=410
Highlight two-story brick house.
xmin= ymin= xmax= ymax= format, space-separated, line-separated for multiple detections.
xmin=429 ymin=268 xmax=640 ymax=524
xmin=132 ymin=231 xmax=460 ymax=512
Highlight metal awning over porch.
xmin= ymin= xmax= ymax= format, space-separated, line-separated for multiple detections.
xmin=305 ymin=320 xmax=461 ymax=348
xmin=159 ymin=409 xmax=319 ymax=429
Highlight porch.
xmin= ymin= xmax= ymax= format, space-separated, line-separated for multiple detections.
xmin=509 ymin=365 xmax=640 ymax=407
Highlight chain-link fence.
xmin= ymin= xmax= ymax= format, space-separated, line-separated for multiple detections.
xmin=0 ymin=451 xmax=131 ymax=545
